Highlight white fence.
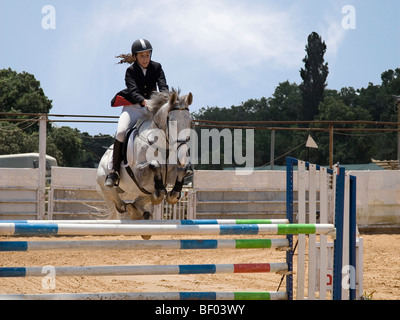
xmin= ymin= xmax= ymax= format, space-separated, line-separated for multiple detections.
xmin=48 ymin=167 xmax=195 ymax=220
xmin=153 ymin=189 xmax=196 ymax=220
xmin=0 ymin=167 xmax=194 ymax=221
xmin=48 ymin=167 xmax=106 ymax=220
xmin=0 ymin=167 xmax=400 ymax=225
xmin=0 ymin=168 xmax=42 ymax=220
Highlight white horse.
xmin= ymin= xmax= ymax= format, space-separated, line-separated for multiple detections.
xmin=97 ymin=89 xmax=193 ymax=220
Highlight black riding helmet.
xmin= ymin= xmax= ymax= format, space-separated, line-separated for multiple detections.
xmin=131 ymin=39 xmax=153 ymax=56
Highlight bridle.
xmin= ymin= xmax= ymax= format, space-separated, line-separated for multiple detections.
xmin=151 ymin=104 xmax=192 ymax=186
xmin=153 ymin=104 xmax=191 ymax=147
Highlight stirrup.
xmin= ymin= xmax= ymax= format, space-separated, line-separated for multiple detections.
xmin=105 ymin=171 xmax=120 ymax=187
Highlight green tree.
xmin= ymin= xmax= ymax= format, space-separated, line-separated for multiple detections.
xmin=0 ymin=122 xmax=32 ymax=154
xmin=310 ymin=96 xmax=373 ymax=164
xmin=267 ymin=81 xmax=302 ymax=121
xmin=193 ymin=82 xmax=305 ymax=168
xmin=359 ymin=68 xmax=400 ymax=160
xmin=80 ymin=133 xmax=114 ymax=168
xmin=381 ymin=68 xmax=400 ymax=94
xmin=47 ymin=126 xmax=84 ymax=167
xmin=299 ymin=32 xmax=329 ymax=121
xmin=357 ymin=83 xmax=390 ymax=121
xmin=0 ymin=68 xmax=54 ymax=157
xmin=0 ymin=68 xmax=97 ymax=167
xmin=0 ymin=68 xmax=52 ymax=133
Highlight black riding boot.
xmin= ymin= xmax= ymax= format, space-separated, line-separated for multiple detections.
xmin=105 ymin=140 xmax=124 ymax=187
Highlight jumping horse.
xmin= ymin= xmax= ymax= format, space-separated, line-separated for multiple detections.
xmin=97 ymin=89 xmax=193 ymax=222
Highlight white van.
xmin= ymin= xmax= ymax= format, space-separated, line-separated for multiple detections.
xmin=0 ymin=153 xmax=58 ymax=175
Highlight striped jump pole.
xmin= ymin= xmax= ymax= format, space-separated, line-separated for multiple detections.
xmin=0 ymin=291 xmax=288 ymax=301
xmin=0 ymin=219 xmax=289 ymax=225
xmin=0 ymin=238 xmax=289 ymax=252
xmin=0 ymin=263 xmax=289 ymax=277
xmin=0 ymin=222 xmax=336 ymax=237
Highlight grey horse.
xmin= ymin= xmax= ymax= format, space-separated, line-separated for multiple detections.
xmin=97 ymin=90 xmax=193 ymax=221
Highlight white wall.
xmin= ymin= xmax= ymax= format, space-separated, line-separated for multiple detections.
xmin=194 ymin=169 xmax=400 ymax=225
xmin=348 ymin=170 xmax=400 ymax=225
xmin=193 ymin=170 xmax=287 ymax=191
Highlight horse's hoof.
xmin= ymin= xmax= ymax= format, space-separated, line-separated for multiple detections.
xmin=143 ymin=212 xmax=151 ymax=220
xmin=166 ymin=197 xmax=179 ymax=205
xmin=141 ymin=235 xmax=152 ymax=240
xmin=150 ymin=189 xmax=166 ymax=205
xmin=150 ymin=197 xmax=163 ymax=205
xmin=116 ymin=205 xmax=127 ymax=214
xmin=126 ymin=203 xmax=143 ymax=220
xmin=166 ymin=192 xmax=180 ymax=205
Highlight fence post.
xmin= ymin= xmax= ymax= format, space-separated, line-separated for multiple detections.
xmin=270 ymin=129 xmax=275 ymax=170
xmin=38 ymin=114 xmax=47 ymax=220
xmin=333 ymin=167 xmax=345 ymax=300
xmin=329 ymin=124 xmax=334 ymax=169
xmin=285 ymin=157 xmax=296 ymax=300
xmin=349 ymin=175 xmax=357 ymax=300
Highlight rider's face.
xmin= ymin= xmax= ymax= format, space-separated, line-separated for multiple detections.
xmin=136 ymin=51 xmax=151 ymax=69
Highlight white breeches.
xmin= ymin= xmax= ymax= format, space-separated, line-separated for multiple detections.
xmin=115 ymin=104 xmax=146 ymax=142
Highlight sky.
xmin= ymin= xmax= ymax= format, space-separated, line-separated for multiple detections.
xmin=1 ymin=0 xmax=399 ymax=136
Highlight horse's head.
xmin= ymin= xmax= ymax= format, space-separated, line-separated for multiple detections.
xmin=166 ymin=91 xmax=193 ymax=168
xmin=150 ymin=90 xmax=193 ymax=167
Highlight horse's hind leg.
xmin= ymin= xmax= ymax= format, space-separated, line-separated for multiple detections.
xmin=126 ymin=196 xmax=152 ymax=220
xmin=100 ymin=186 xmax=128 ymax=214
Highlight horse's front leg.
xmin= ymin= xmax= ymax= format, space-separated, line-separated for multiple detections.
xmin=149 ymin=160 xmax=167 ymax=205
xmin=166 ymin=166 xmax=188 ymax=205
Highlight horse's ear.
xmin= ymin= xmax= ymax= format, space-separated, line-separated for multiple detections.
xmin=186 ymin=92 xmax=193 ymax=106
xmin=169 ymin=91 xmax=178 ymax=106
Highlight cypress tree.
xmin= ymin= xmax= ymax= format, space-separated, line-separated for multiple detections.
xmin=299 ymin=32 xmax=329 ymax=121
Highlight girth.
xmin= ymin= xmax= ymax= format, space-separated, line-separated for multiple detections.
xmin=122 ymin=127 xmax=152 ymax=195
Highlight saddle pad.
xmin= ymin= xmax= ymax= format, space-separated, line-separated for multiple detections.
xmin=112 ymin=95 xmax=132 ymax=107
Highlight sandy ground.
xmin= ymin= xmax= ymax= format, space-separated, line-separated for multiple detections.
xmin=1 ymin=233 xmax=399 ymax=300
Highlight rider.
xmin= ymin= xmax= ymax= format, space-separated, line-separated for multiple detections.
xmin=105 ymin=39 xmax=169 ymax=187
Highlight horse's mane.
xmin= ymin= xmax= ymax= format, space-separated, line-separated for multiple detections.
xmin=147 ymin=88 xmax=182 ymax=115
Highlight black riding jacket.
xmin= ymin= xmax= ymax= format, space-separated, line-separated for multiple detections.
xmin=125 ymin=61 xmax=169 ymax=106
